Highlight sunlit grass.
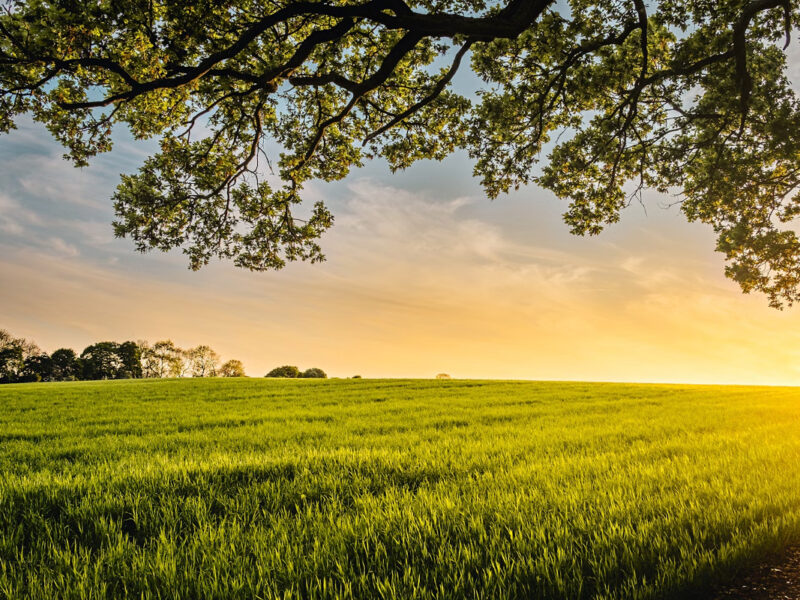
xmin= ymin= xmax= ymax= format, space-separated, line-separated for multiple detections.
xmin=1 ymin=378 xmax=799 ymax=599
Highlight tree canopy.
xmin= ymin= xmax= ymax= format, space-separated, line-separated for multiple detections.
xmin=266 ymin=365 xmax=302 ymax=378
xmin=2 ymin=0 xmax=800 ymax=306
xmin=301 ymin=367 xmax=328 ymax=378
xmin=186 ymin=344 xmax=220 ymax=377
xmin=219 ymin=359 xmax=247 ymax=377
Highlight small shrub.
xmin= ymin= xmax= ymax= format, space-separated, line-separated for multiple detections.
xmin=265 ymin=365 xmax=300 ymax=378
xmin=301 ymin=368 xmax=327 ymax=379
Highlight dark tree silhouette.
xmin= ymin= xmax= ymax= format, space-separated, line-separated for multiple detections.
xmin=20 ymin=354 xmax=53 ymax=382
xmin=0 ymin=328 xmax=39 ymax=383
xmin=80 ymin=342 xmax=124 ymax=380
xmin=116 ymin=341 xmax=144 ymax=379
xmin=51 ymin=348 xmax=81 ymax=381
xmin=0 ymin=344 xmax=23 ymax=383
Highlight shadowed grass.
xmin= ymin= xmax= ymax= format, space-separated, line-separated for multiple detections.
xmin=1 ymin=378 xmax=799 ymax=599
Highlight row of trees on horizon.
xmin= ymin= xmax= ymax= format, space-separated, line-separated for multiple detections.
xmin=0 ymin=329 xmax=246 ymax=384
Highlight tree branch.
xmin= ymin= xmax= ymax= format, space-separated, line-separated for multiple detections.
xmin=299 ymin=30 xmax=424 ymax=166
xmin=44 ymin=0 xmax=554 ymax=109
xmin=363 ymin=37 xmax=474 ymax=144
xmin=733 ymin=0 xmax=790 ymax=121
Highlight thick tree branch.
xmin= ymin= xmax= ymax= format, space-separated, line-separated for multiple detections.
xmin=632 ymin=0 xmax=648 ymax=80
xmin=289 ymin=73 xmax=360 ymax=93
xmin=45 ymin=0 xmax=553 ymax=110
xmin=300 ymin=30 xmax=424 ymax=165
xmin=733 ymin=0 xmax=790 ymax=120
xmin=363 ymin=37 xmax=474 ymax=143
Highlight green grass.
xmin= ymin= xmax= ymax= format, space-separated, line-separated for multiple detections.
xmin=1 ymin=378 xmax=800 ymax=599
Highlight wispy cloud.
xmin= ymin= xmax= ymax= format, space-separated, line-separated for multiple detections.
xmin=0 ymin=192 xmax=43 ymax=235
xmin=47 ymin=237 xmax=80 ymax=258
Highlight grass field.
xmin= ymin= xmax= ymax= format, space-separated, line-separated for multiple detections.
xmin=1 ymin=378 xmax=800 ymax=599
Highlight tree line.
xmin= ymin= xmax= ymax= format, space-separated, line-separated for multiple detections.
xmin=0 ymin=329 xmax=245 ymax=384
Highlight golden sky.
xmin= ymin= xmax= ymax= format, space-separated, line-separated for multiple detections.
xmin=2 ymin=121 xmax=800 ymax=385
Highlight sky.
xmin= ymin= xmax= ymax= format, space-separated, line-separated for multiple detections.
xmin=3 ymin=59 xmax=800 ymax=385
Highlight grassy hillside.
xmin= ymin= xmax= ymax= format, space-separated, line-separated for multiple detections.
xmin=1 ymin=378 xmax=800 ymax=599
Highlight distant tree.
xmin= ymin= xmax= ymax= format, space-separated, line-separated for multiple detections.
xmin=21 ymin=354 xmax=54 ymax=382
xmin=300 ymin=368 xmax=327 ymax=379
xmin=265 ymin=365 xmax=300 ymax=378
xmin=141 ymin=340 xmax=184 ymax=378
xmin=116 ymin=341 xmax=143 ymax=379
xmin=18 ymin=339 xmax=41 ymax=360
xmin=436 ymin=373 xmax=452 ymax=379
xmin=2 ymin=330 xmax=42 ymax=361
xmin=165 ymin=343 xmax=187 ymax=377
xmin=138 ymin=341 xmax=157 ymax=378
xmin=80 ymin=342 xmax=123 ymax=380
xmin=187 ymin=345 xmax=220 ymax=377
xmin=0 ymin=329 xmax=39 ymax=383
xmin=176 ymin=350 xmax=193 ymax=377
xmin=351 ymin=375 xmax=362 ymax=379
xmin=219 ymin=360 xmax=246 ymax=378
xmin=0 ymin=344 xmax=24 ymax=383
xmin=51 ymin=348 xmax=80 ymax=381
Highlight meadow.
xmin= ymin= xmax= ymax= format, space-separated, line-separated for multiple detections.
xmin=1 ymin=378 xmax=800 ymax=599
